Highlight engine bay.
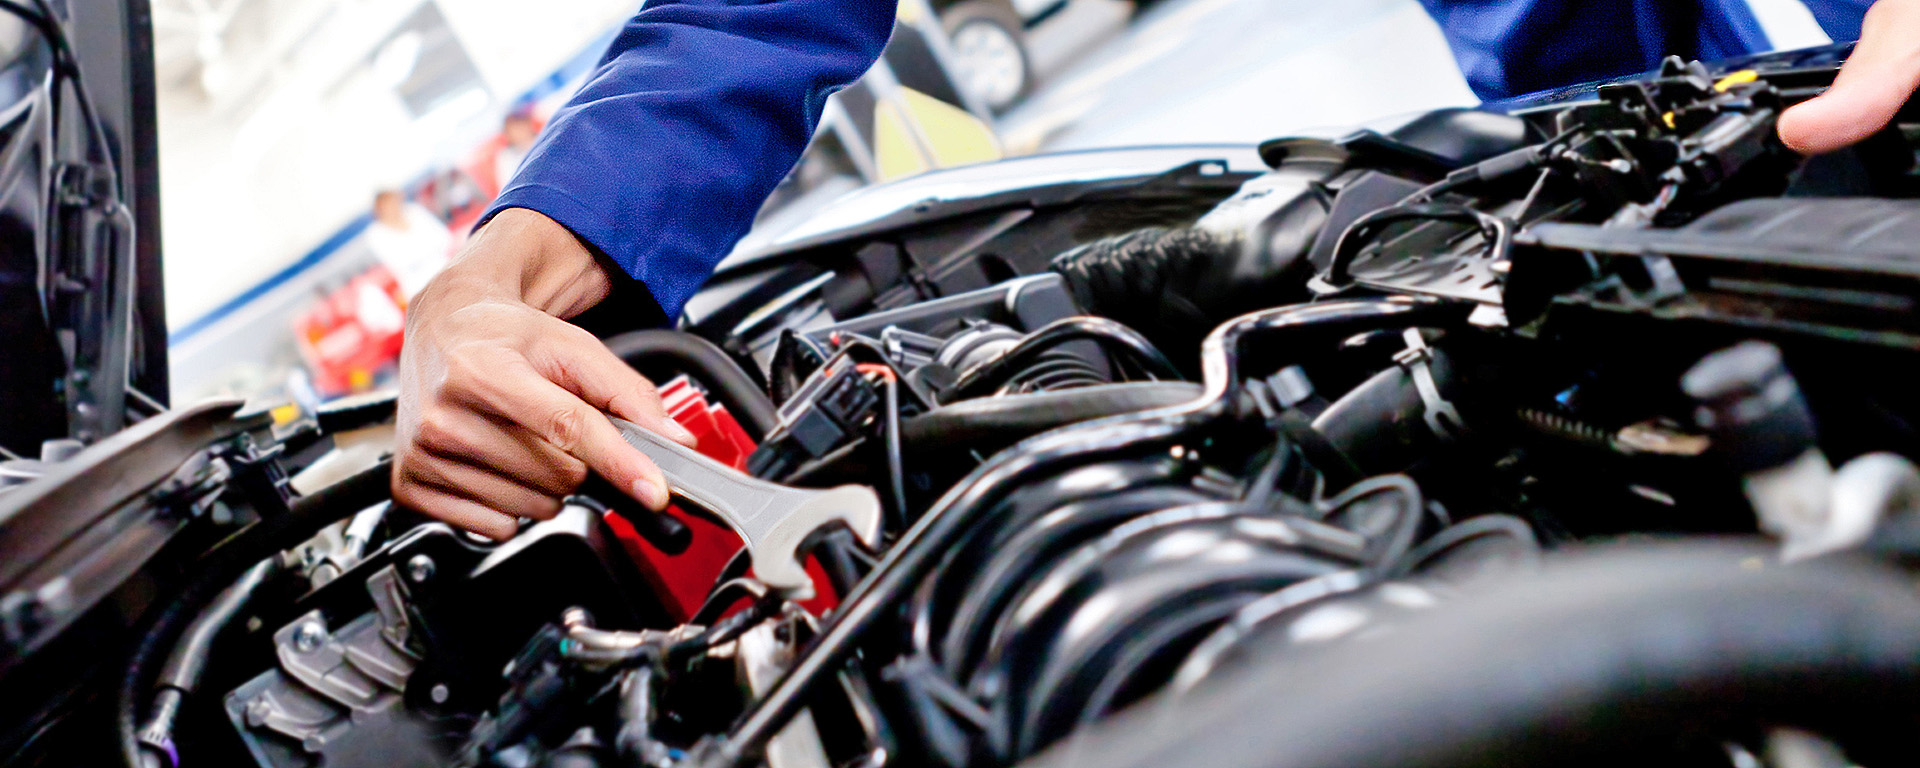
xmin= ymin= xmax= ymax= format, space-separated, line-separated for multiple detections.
xmin=14 ymin=51 xmax=1920 ymax=768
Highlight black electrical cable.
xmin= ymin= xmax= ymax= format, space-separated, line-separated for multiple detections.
xmin=116 ymin=459 xmax=394 ymax=768
xmin=666 ymin=596 xmax=784 ymax=668
xmin=706 ymin=546 xmax=754 ymax=604
xmin=603 ymin=330 xmax=779 ymax=440
xmin=1323 ymin=203 xmax=1513 ymax=288
xmin=1396 ymin=142 xmax=1558 ymax=206
xmin=883 ymin=374 xmax=909 ymax=529
xmin=810 ymin=529 xmax=868 ymax=598
xmin=692 ymin=578 xmax=772 ymax=627
xmin=945 ymin=317 xmax=1182 ymax=402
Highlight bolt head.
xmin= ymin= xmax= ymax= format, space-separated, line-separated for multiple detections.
xmin=293 ymin=621 xmax=326 ymax=652
xmin=406 ymin=554 xmax=436 ymax=583
xmin=430 ymin=683 xmax=450 ymax=704
xmin=246 ymin=697 xmax=272 ymax=726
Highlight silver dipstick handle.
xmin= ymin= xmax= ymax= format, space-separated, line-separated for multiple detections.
xmin=610 ymin=418 xmax=882 ymax=599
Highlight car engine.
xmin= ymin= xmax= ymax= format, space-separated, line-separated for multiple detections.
xmin=13 ymin=50 xmax=1920 ymax=768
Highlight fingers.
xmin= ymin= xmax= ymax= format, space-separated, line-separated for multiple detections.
xmin=1778 ymin=0 xmax=1920 ymax=155
xmin=535 ymin=327 xmax=701 ymax=449
xmin=390 ymin=478 xmax=521 ymax=541
xmin=413 ymin=404 xmax=589 ymax=496
xmin=397 ymin=293 xmax=694 ymax=532
xmin=458 ymin=358 xmax=675 ymax=511
xmin=399 ymin=451 xmax=565 ymax=521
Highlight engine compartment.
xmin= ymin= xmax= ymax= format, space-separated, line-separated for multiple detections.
xmin=16 ymin=50 xmax=1920 ymax=768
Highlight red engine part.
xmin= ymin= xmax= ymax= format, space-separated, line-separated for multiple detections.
xmin=294 ymin=266 xmax=407 ymax=397
xmin=601 ymin=375 xmax=839 ymax=621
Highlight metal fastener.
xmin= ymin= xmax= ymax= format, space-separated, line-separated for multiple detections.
xmin=430 ymin=683 xmax=450 ymax=704
xmin=293 ymin=621 xmax=326 ymax=652
xmin=406 ymin=554 xmax=435 ymax=583
xmin=246 ymin=696 xmax=273 ymax=727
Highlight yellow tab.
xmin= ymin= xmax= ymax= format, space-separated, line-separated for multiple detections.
xmin=270 ymin=403 xmax=302 ymax=425
xmin=874 ymin=100 xmax=931 ymax=182
xmin=1714 ymin=69 xmax=1759 ymax=92
xmin=1663 ymin=111 xmax=1676 ymax=129
xmin=899 ymin=87 xmax=1003 ymax=169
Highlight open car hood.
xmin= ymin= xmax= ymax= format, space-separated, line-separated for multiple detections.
xmin=0 ymin=0 xmax=165 ymax=458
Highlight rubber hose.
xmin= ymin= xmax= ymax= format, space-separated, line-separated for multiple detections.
xmin=902 ymin=383 xmax=1203 ymax=450
xmin=118 ymin=459 xmax=394 ymax=768
xmin=1051 ymin=228 xmax=1221 ymax=346
xmin=602 ymin=330 xmax=779 ymax=440
xmin=1018 ymin=541 xmax=1920 ymax=768
xmin=945 ymin=318 xmax=1182 ymax=402
xmin=1311 ymin=347 xmax=1457 ymax=475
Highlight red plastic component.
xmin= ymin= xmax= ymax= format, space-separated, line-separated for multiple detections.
xmin=294 ymin=266 xmax=407 ymax=397
xmin=602 ymin=375 xmax=839 ymax=621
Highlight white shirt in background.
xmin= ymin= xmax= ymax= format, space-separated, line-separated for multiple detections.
xmin=495 ymin=145 xmax=530 ymax=193
xmin=366 ymin=204 xmax=453 ymax=299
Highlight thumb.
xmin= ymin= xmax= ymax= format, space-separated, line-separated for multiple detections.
xmin=1778 ymin=1 xmax=1920 ymax=155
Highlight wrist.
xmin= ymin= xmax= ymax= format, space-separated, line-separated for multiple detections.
xmin=440 ymin=207 xmax=614 ymax=318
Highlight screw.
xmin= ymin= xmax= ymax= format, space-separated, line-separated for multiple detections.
xmin=293 ymin=621 xmax=326 ymax=652
xmin=246 ymin=697 xmax=273 ymax=727
xmin=430 ymin=683 xmax=450 ymax=704
xmin=406 ymin=554 xmax=435 ymax=583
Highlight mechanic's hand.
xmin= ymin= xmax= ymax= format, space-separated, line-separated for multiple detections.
xmin=394 ymin=208 xmax=699 ymax=539
xmin=1778 ymin=0 xmax=1920 ymax=154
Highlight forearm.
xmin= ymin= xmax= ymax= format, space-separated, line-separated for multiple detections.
xmin=485 ymin=0 xmax=897 ymax=319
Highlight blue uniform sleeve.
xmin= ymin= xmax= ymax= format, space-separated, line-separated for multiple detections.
xmin=1417 ymin=0 xmax=1777 ymax=101
xmin=486 ymin=0 xmax=898 ymax=319
xmin=1801 ymin=0 xmax=1872 ymax=43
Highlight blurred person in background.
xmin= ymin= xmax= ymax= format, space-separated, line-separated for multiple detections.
xmin=390 ymin=0 xmax=1920 ymax=539
xmin=365 ymin=189 xmax=454 ymax=300
xmin=494 ymin=111 xmax=541 ymax=193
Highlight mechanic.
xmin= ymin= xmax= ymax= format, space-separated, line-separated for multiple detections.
xmin=392 ymin=0 xmax=1920 ymax=539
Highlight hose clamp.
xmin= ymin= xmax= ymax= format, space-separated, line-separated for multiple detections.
xmin=1393 ymin=329 xmax=1465 ymax=442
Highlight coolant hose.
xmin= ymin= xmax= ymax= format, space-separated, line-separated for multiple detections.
xmin=1020 ymin=542 xmax=1920 ymax=768
xmin=118 ymin=459 xmax=394 ymax=768
xmin=602 ymin=330 xmax=779 ymax=440
xmin=1310 ymin=345 xmax=1460 ymax=476
xmin=902 ymin=383 xmax=1204 ymax=451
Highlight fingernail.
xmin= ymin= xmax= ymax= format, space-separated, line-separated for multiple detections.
xmin=632 ymin=478 xmax=668 ymax=510
xmin=661 ymin=419 xmax=699 ymax=446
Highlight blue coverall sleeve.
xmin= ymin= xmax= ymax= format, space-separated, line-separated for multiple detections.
xmin=1416 ymin=0 xmax=1775 ymax=101
xmin=485 ymin=0 xmax=898 ymax=319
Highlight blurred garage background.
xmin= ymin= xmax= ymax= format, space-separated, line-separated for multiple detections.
xmin=157 ymin=0 xmax=1836 ymax=407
